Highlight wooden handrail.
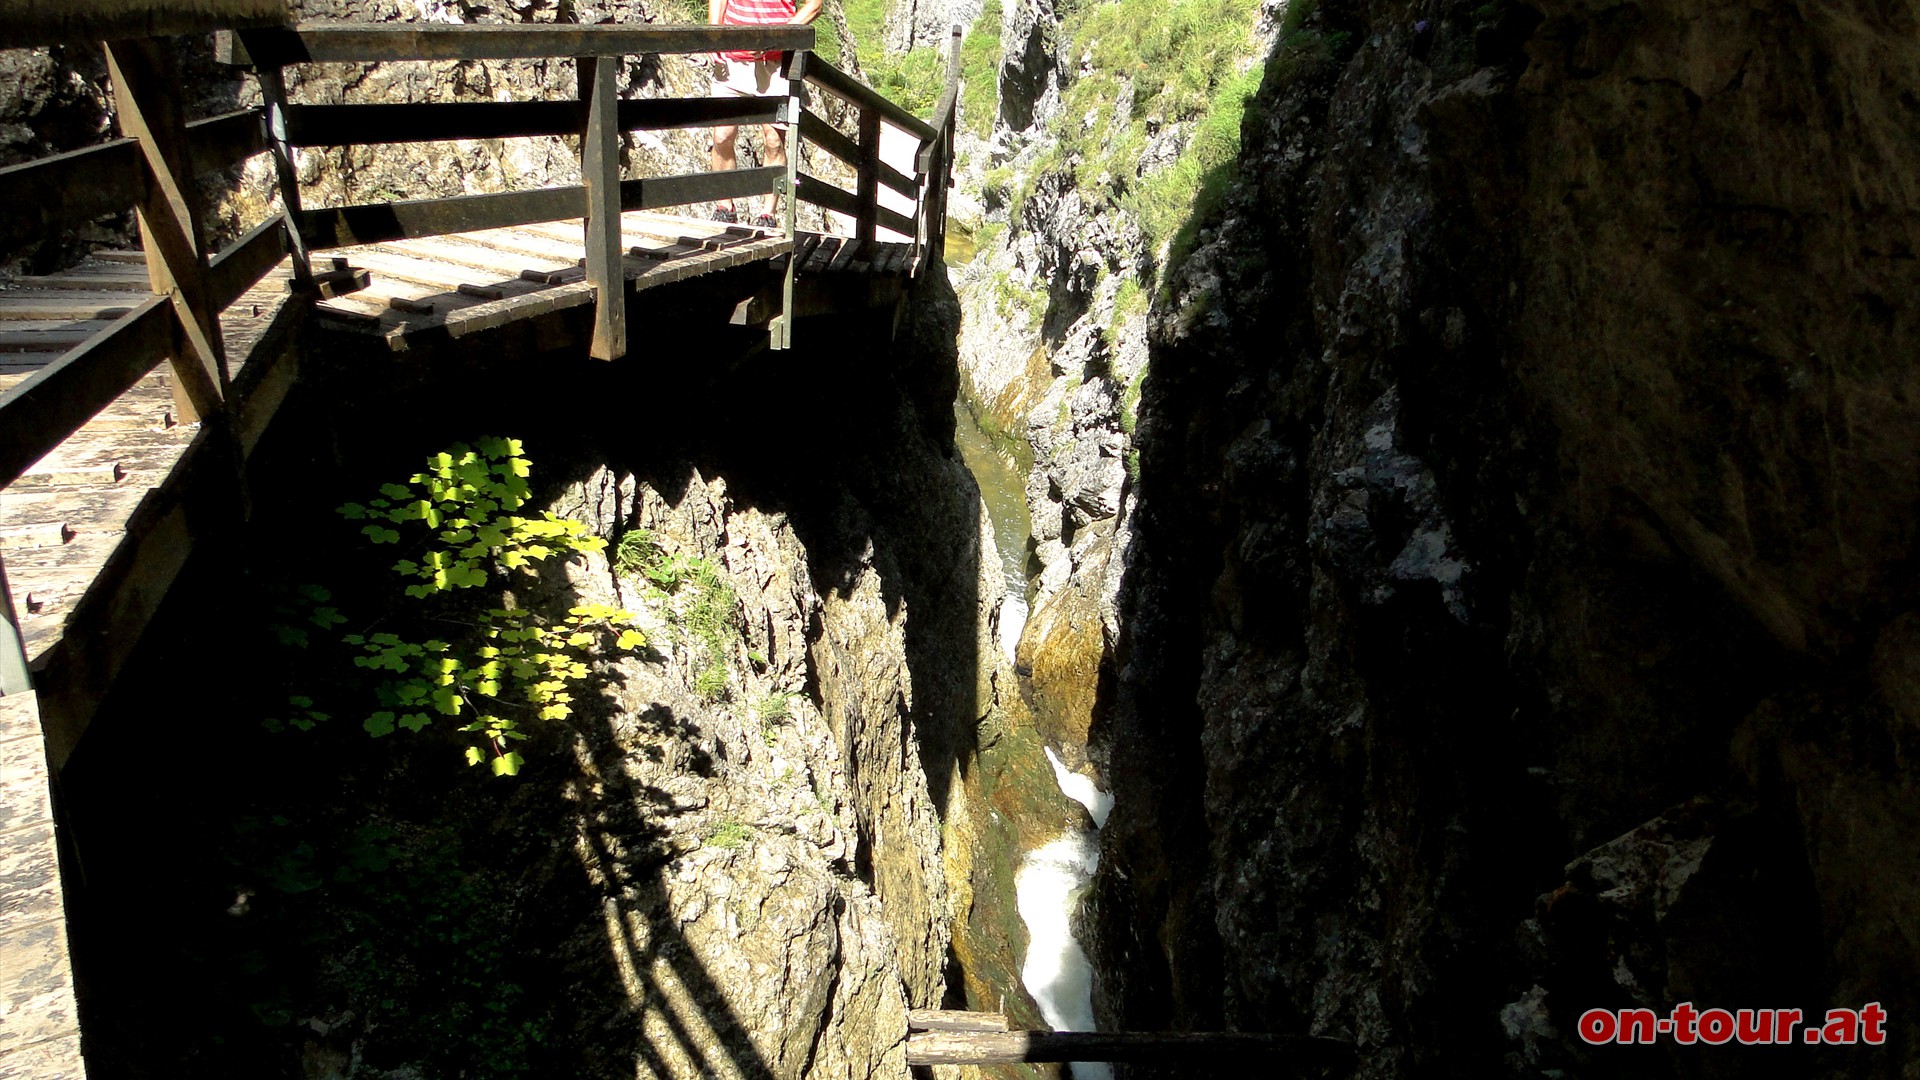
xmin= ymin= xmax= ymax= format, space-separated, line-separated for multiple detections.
xmin=222 ymin=23 xmax=814 ymax=65
xmin=801 ymin=54 xmax=938 ymax=142
xmin=298 ymin=166 xmax=785 ymax=250
xmin=918 ymin=25 xmax=964 ymax=174
xmin=0 ymin=108 xmax=268 ymax=252
xmin=281 ymin=96 xmax=786 ymax=147
xmin=0 ymin=296 xmax=173 ymax=490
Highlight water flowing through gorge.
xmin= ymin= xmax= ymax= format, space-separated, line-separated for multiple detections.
xmin=953 ymin=394 xmax=1113 ymax=1077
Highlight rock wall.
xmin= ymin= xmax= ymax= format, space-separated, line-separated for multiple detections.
xmin=1090 ymin=1 xmax=1920 ymax=1078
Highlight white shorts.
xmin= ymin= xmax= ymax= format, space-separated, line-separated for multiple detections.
xmin=715 ymin=57 xmax=789 ymax=98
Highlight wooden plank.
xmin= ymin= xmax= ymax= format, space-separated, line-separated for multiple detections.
xmin=373 ymin=234 xmax=573 ymax=278
xmin=798 ymin=110 xmax=860 ymax=169
xmin=206 ymin=213 xmax=290 ymax=311
xmin=0 ymin=295 xmax=146 ymax=322
xmin=0 ymin=140 xmax=142 ymax=251
xmin=0 ymin=523 xmax=75 ymax=550
xmin=8 ymin=270 xmax=151 ymax=291
xmin=581 ymin=55 xmax=625 ymax=361
xmin=827 ymin=236 xmax=864 ymax=274
xmin=796 ymin=173 xmax=860 ymax=222
xmin=616 ymin=166 xmax=783 ymax=213
xmin=876 ymin=157 xmax=917 ymax=201
xmin=0 ymin=325 xmax=118 ymax=354
xmin=235 ymin=23 xmax=814 ymax=64
xmin=282 ymin=96 xmax=785 ymax=147
xmin=184 ymin=107 xmax=269 ymax=176
xmin=301 ymin=187 xmax=584 ymax=250
xmin=909 ymin=1010 xmax=1012 ymax=1033
xmin=803 ymin=55 xmax=936 ymax=141
xmin=87 ymin=251 xmax=147 ymax=265
xmin=875 ymin=203 xmax=915 ymax=241
xmin=2 ymin=1 xmax=286 ymax=50
xmin=803 ymin=234 xmax=841 ymax=274
xmin=904 ymin=1030 xmax=1357 ymax=1066
xmin=0 ymin=296 xmax=170 ymax=491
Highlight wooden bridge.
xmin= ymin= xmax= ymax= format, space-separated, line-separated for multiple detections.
xmin=0 ymin=5 xmax=960 ymax=1074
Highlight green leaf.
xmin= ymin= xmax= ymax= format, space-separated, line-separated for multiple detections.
xmin=362 ymin=525 xmax=402 ymax=544
xmin=288 ymin=695 xmax=314 ymax=708
xmin=465 ymin=746 xmax=485 ymax=766
xmin=616 ymin=629 xmax=645 ymax=650
xmin=338 ymin=503 xmax=368 ymax=520
xmin=380 ymin=483 xmax=411 ymax=499
xmin=490 ymin=752 xmax=524 ymax=777
xmin=398 ymin=713 xmax=431 ymax=733
xmin=364 ymin=711 xmax=396 ymax=737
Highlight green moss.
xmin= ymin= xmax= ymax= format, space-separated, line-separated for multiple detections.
xmin=704 ymin=820 xmax=752 ymax=849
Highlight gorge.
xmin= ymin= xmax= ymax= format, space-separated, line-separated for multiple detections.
xmin=2 ymin=0 xmax=1918 ymax=1078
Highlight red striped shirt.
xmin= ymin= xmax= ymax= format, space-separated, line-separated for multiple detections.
xmin=720 ymin=0 xmax=796 ymax=61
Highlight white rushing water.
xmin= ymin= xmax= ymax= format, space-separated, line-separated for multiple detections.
xmin=1017 ymin=749 xmax=1119 ymax=1080
xmin=1016 ymin=833 xmax=1113 ymax=1080
xmin=997 ymin=594 xmax=1029 ymax=664
xmin=1044 ymin=746 xmax=1113 ymax=828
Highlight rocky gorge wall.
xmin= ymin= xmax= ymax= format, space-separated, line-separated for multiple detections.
xmin=1079 ymin=1 xmax=1920 ymax=1078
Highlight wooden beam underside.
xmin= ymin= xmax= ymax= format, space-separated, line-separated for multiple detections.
xmin=0 ymin=0 xmax=287 ymax=49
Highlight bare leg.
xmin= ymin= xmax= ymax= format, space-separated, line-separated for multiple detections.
xmin=711 ymin=123 xmax=739 ymax=214
xmin=761 ymin=123 xmax=787 ymax=217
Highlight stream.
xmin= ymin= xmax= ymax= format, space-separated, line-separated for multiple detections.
xmin=953 ymin=397 xmax=1114 ymax=1080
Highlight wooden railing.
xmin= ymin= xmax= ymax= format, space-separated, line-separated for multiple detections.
xmin=0 ymin=19 xmax=964 ymax=486
xmin=0 ymin=42 xmax=282 ymax=489
xmin=786 ymin=24 xmax=963 ymax=264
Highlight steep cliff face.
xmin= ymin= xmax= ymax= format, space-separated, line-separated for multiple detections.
xmin=1093 ymin=1 xmax=1920 ymax=1077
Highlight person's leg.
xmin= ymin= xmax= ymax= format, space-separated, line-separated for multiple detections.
xmin=760 ymin=123 xmax=786 ymax=218
xmin=710 ymin=59 xmax=748 ymax=219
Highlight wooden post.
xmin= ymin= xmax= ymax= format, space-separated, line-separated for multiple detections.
xmin=0 ymin=554 xmax=31 ymax=696
xmin=249 ymin=57 xmax=315 ymax=291
xmin=774 ymin=49 xmax=807 ymax=351
xmin=854 ymin=104 xmax=880 ymax=250
xmin=104 ymin=37 xmax=226 ymax=423
xmin=579 ymin=55 xmax=625 ymax=361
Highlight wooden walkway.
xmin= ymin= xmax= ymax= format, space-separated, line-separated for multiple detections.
xmin=307 ymin=214 xmax=916 ymax=349
xmin=0 ymin=13 xmax=967 ymax=1079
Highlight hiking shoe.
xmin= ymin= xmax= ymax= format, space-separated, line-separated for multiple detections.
xmin=753 ymin=212 xmax=780 ymax=230
xmin=711 ymin=205 xmax=738 ymax=224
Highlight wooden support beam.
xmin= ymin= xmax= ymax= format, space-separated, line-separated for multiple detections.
xmin=281 ymin=97 xmax=785 ymax=147
xmin=854 ymin=105 xmax=880 ymax=246
xmin=105 ymin=38 xmax=227 ymax=423
xmin=229 ymin=23 xmax=814 ymax=65
xmin=0 ymin=0 xmax=288 ymax=50
xmin=207 ymin=213 xmax=291 ymax=310
xmin=580 ymin=56 xmax=625 ymax=361
xmin=254 ymin=65 xmax=315 ymax=290
xmin=184 ymin=107 xmax=269 ymax=175
xmin=904 ymin=1030 xmax=1357 ymax=1067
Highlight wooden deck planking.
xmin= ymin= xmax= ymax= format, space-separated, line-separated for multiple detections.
xmin=0 ymin=253 xmax=298 ymax=670
xmin=312 ymin=209 xmax=797 ymax=346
